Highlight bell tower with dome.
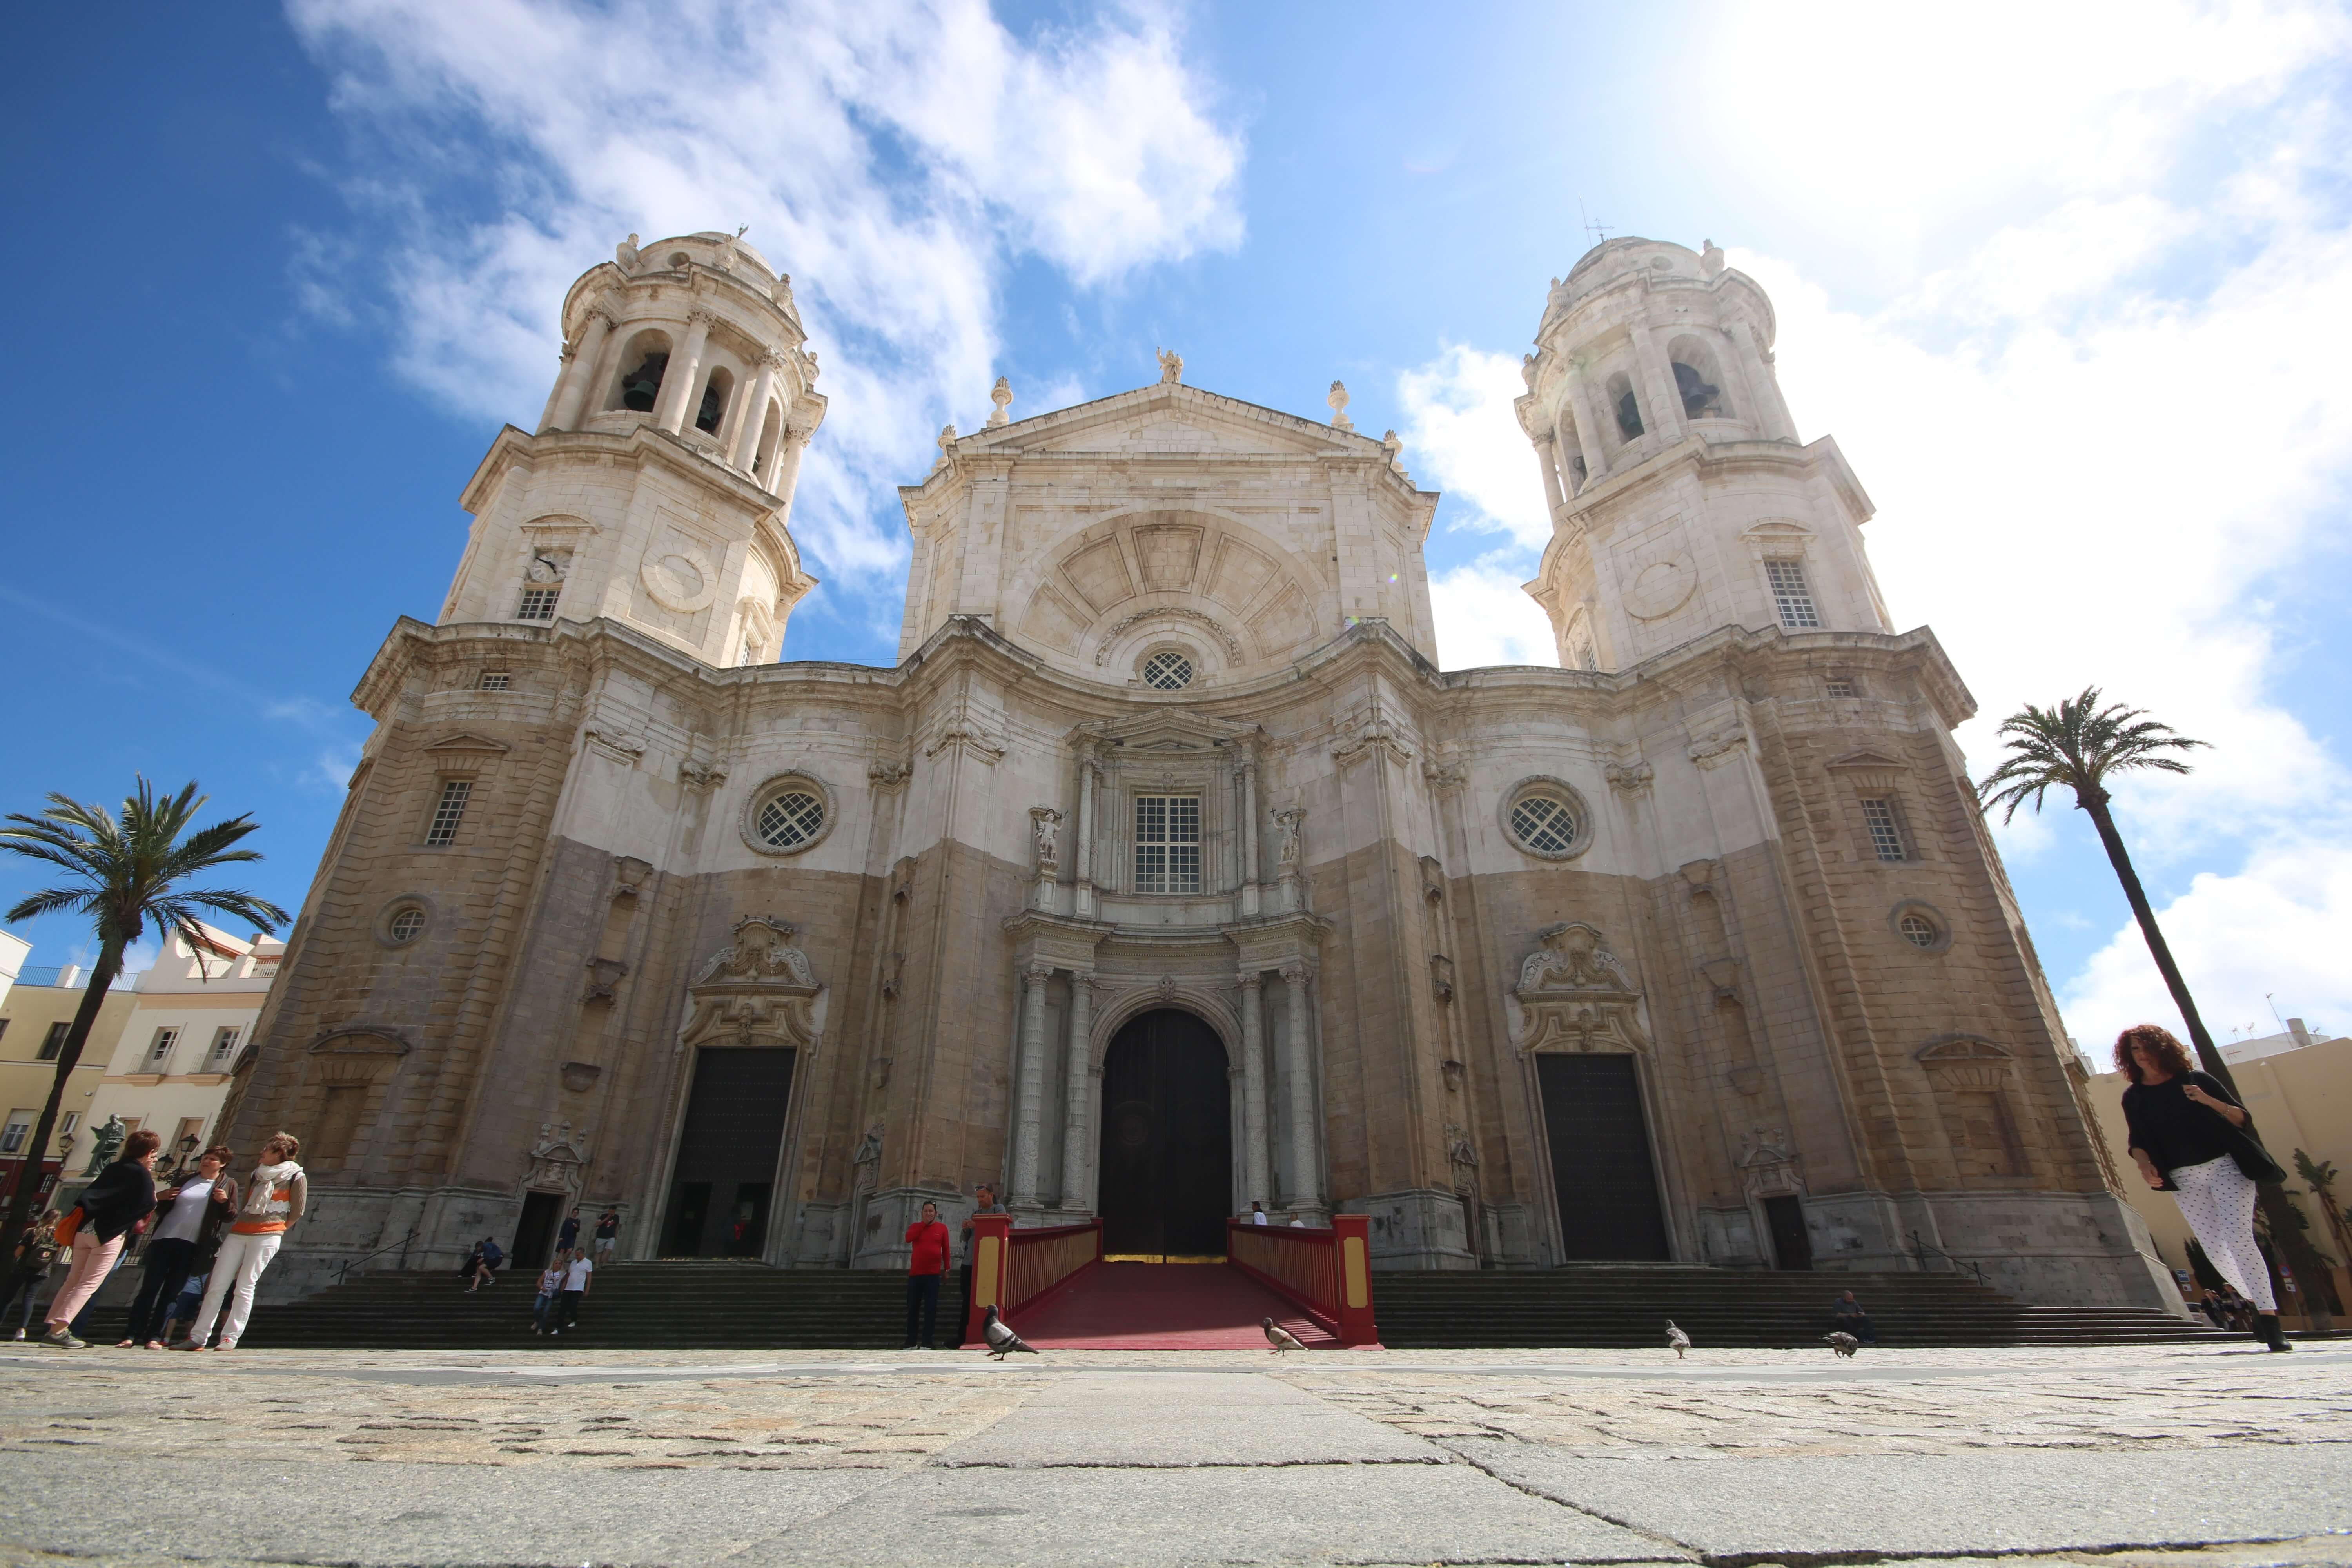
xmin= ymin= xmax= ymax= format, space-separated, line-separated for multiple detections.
xmin=1515 ymin=237 xmax=1893 ymax=672
xmin=438 ymin=230 xmax=823 ymax=668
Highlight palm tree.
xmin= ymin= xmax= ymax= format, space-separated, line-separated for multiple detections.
xmin=0 ymin=779 xmax=289 ymax=1258
xmin=1979 ymin=688 xmax=2331 ymax=1331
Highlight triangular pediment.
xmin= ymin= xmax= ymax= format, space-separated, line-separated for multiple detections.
xmin=966 ymin=381 xmax=1370 ymax=460
xmin=423 ymin=731 xmax=511 ymax=755
xmin=1825 ymin=749 xmax=1907 ymax=772
xmin=1087 ymin=711 xmax=1245 ymax=752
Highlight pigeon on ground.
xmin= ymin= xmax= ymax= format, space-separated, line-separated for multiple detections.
xmin=1666 ymin=1319 xmax=1691 ymax=1359
xmin=1263 ymin=1317 xmax=1307 ymax=1354
xmin=981 ymin=1304 xmax=1038 ymax=1359
xmin=1824 ymin=1331 xmax=1861 ymax=1358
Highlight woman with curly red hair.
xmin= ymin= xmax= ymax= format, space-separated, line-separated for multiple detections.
xmin=2116 ymin=1024 xmax=2289 ymax=1351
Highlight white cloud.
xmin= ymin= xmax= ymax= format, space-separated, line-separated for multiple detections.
xmin=2060 ymin=842 xmax=2352 ymax=1049
xmin=285 ymin=0 xmax=1243 ymax=595
xmin=1395 ymin=346 xmax=1549 ymax=549
xmin=1427 ymin=559 xmax=1559 ymax=671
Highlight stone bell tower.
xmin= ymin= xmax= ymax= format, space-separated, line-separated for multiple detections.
xmin=437 ymin=231 xmax=824 ymax=667
xmin=1516 ymin=237 xmax=1894 ymax=671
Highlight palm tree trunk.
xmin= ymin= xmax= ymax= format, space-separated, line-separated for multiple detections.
xmin=2082 ymin=794 xmax=2333 ymax=1332
xmin=0 ymin=940 xmax=124 ymax=1261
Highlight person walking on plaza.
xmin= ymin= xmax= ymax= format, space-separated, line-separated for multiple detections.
xmin=1831 ymin=1289 xmax=1877 ymax=1346
xmin=180 ymin=1133 xmax=306 ymax=1352
xmin=531 ymin=1255 xmax=566 ymax=1334
xmin=552 ymin=1247 xmax=592 ymax=1334
xmin=120 ymin=1145 xmax=237 ymax=1349
xmin=3 ymin=1212 xmax=63 ymax=1340
xmin=903 ymin=1200 xmax=951 ymax=1350
xmin=44 ymin=1128 xmax=162 ymax=1347
xmin=592 ymin=1209 xmax=619 ymax=1263
xmin=2118 ymin=1024 xmax=2292 ymax=1351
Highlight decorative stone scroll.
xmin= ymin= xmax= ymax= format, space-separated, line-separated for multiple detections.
xmin=681 ymin=915 xmax=822 ymax=1049
xmin=1510 ymin=921 xmax=1650 ymax=1057
xmin=526 ymin=1121 xmax=592 ymax=1194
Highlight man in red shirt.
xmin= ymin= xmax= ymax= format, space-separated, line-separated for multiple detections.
xmin=903 ymin=1200 xmax=952 ymax=1349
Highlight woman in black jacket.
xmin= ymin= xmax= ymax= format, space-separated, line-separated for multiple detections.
xmin=2118 ymin=1024 xmax=2289 ymax=1352
xmin=119 ymin=1145 xmax=238 ymax=1349
xmin=43 ymin=1128 xmax=161 ymax=1348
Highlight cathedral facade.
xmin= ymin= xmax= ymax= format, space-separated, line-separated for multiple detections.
xmin=225 ymin=230 xmax=2176 ymax=1310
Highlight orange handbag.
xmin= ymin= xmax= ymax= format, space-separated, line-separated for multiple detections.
xmin=52 ymin=1205 xmax=84 ymax=1249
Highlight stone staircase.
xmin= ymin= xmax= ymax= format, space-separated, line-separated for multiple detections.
xmin=245 ymin=1261 xmax=919 ymax=1350
xmin=1372 ymin=1265 xmax=2221 ymax=1348
xmin=243 ymin=1260 xmax=2221 ymax=1352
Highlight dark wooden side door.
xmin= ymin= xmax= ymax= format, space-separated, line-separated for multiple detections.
xmin=512 ymin=1190 xmax=564 ymax=1270
xmin=1536 ymin=1053 xmax=1671 ymax=1260
xmin=661 ymin=1046 xmax=795 ymax=1258
xmin=1764 ymin=1194 xmax=1813 ymax=1270
xmin=1097 ymin=1009 xmax=1232 ymax=1259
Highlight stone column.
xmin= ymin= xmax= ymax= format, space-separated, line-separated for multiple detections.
xmin=1634 ymin=324 xmax=1687 ymax=445
xmin=1238 ymin=759 xmax=1260 ymax=918
xmin=1566 ymin=366 xmax=1612 ymax=483
xmin=1238 ymin=973 xmax=1270 ymax=1209
xmin=1551 ymin=408 xmax=1586 ymax=495
xmin=1059 ymin=972 xmax=1093 ymax=1212
xmin=730 ymin=352 xmax=781 ymax=471
xmin=1280 ymin=961 xmax=1321 ymax=1214
xmin=1534 ymin=434 xmax=1567 ymax=514
xmin=767 ymin=422 xmax=814 ymax=500
xmin=1073 ymin=751 xmax=1098 ymax=919
xmin=1731 ymin=323 xmax=1799 ymax=441
xmin=544 ymin=307 xmax=614 ymax=432
xmin=655 ymin=309 xmax=715 ymax=434
xmin=1011 ymin=960 xmax=1052 ymax=1208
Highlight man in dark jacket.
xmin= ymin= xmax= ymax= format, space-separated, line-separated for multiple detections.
xmin=120 ymin=1146 xmax=237 ymax=1348
xmin=45 ymin=1129 xmax=161 ymax=1348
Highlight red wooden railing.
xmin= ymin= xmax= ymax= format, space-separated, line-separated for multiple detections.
xmin=1227 ymin=1214 xmax=1379 ymax=1347
xmin=965 ymin=1214 xmax=1102 ymax=1344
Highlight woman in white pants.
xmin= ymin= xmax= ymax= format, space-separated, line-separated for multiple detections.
xmin=2118 ymin=1025 xmax=2290 ymax=1353
xmin=181 ymin=1134 xmax=306 ymax=1351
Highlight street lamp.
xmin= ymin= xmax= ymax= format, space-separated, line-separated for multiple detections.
xmin=174 ymin=1134 xmax=200 ymax=1178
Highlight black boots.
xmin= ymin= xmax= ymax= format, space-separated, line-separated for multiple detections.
xmin=2254 ymin=1312 xmax=2293 ymax=1352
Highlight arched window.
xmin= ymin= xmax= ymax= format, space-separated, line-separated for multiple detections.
xmin=1605 ymin=372 xmax=1643 ymax=441
xmin=606 ymin=330 xmax=671 ymax=413
xmin=1669 ymin=336 xmax=1732 ymax=420
xmin=695 ymin=365 xmax=734 ymax=436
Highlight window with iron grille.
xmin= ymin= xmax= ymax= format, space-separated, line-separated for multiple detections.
xmin=516 ymin=586 xmax=560 ymax=621
xmin=1861 ymin=798 xmax=1908 ymax=862
xmin=210 ymin=1026 xmax=241 ymax=1063
xmin=387 ymin=907 xmax=426 ymax=944
xmin=425 ymin=779 xmax=473 ymax=846
xmin=1765 ymin=560 xmax=1821 ymax=629
xmin=149 ymin=1027 xmax=180 ymax=1063
xmin=38 ymin=1022 xmax=68 ymax=1060
xmin=1140 ymin=651 xmax=1194 ymax=691
xmin=755 ymin=789 xmax=826 ymax=849
xmin=1898 ymin=913 xmax=1939 ymax=948
xmin=1508 ymin=794 xmax=1579 ymax=857
xmin=1825 ymin=677 xmax=1856 ymax=698
xmin=478 ymin=671 xmax=511 ymax=690
xmin=1133 ymin=795 xmax=1202 ymax=893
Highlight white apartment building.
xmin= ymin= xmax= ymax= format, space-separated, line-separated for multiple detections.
xmin=81 ymin=924 xmax=283 ymax=1171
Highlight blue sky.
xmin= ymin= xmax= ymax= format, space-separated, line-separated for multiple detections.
xmin=4 ymin=1 xmax=2348 ymax=1049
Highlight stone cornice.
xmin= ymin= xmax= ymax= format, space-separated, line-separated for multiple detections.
xmin=458 ymin=421 xmax=793 ymax=519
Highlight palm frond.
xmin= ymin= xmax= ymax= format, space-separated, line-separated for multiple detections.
xmin=1976 ymin=686 xmax=2207 ymax=820
xmin=3 ymin=887 xmax=100 ymax=924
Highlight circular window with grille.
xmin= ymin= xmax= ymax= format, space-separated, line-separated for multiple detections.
xmin=741 ymin=773 xmax=835 ymax=857
xmin=1140 ymin=649 xmax=1195 ymax=691
xmin=373 ymin=896 xmax=436 ymax=949
xmin=1500 ymin=777 xmax=1591 ymax=861
xmin=1888 ymin=901 xmax=1950 ymax=953
xmin=387 ymin=908 xmax=426 ymax=945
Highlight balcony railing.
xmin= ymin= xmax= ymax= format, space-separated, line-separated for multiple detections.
xmin=964 ymin=1215 xmax=1101 ymax=1345
xmin=1228 ymin=1215 xmax=1379 ymax=1347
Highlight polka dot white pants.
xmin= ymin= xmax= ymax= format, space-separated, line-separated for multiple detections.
xmin=2171 ymin=1155 xmax=2275 ymax=1312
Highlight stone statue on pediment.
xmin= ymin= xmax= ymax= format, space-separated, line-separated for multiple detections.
xmin=1156 ymin=347 xmax=1184 ymax=384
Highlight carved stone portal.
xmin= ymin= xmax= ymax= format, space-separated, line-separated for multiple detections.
xmin=1510 ymin=922 xmax=1650 ymax=1057
xmin=526 ymin=1121 xmax=592 ymax=1193
xmin=681 ymin=915 xmax=822 ymax=1049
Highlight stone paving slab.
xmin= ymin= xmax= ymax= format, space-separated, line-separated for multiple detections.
xmin=1453 ymin=1441 xmax=2352 ymax=1557
xmin=940 ymin=1371 xmax=1438 ymax=1467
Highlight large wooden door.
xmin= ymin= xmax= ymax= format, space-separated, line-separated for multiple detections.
xmin=1097 ymin=1009 xmax=1232 ymax=1259
xmin=1536 ymin=1053 xmax=1671 ymax=1261
xmin=661 ymin=1046 xmax=795 ymax=1258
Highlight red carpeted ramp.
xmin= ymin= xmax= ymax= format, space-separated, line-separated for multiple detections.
xmin=1012 ymin=1261 xmax=1338 ymax=1350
